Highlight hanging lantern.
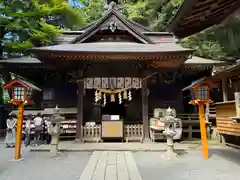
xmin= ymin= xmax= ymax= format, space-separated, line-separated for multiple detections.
xmin=110 ymin=94 xmax=115 ymax=102
xmin=118 ymin=93 xmax=122 ymax=104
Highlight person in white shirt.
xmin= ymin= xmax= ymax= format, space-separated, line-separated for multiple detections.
xmin=44 ymin=117 xmax=52 ymax=144
xmin=33 ymin=113 xmax=43 ymax=146
xmin=24 ymin=114 xmax=32 ymax=147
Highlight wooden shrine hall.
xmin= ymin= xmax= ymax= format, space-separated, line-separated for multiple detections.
xmin=0 ymin=0 xmax=225 ymax=142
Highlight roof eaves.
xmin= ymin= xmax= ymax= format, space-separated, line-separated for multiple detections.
xmin=182 ymin=77 xmax=206 ymax=91
xmin=166 ymin=0 xmax=198 ymax=33
xmin=0 ymin=56 xmax=41 ymax=64
xmin=6 ymin=72 xmax=41 ymax=91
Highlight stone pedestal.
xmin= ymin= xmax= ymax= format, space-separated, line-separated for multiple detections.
xmin=50 ymin=135 xmax=59 ymax=156
xmin=48 ymin=106 xmax=65 ymax=156
xmin=163 ymin=136 xmax=178 ymax=160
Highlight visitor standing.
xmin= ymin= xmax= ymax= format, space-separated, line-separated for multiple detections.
xmin=33 ymin=113 xmax=43 ymax=146
xmin=24 ymin=114 xmax=33 ymax=147
xmin=44 ymin=117 xmax=52 ymax=144
xmin=5 ymin=114 xmax=17 ymax=148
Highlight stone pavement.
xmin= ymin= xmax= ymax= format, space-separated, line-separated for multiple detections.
xmin=29 ymin=141 xmax=203 ymax=152
xmin=0 ymin=143 xmax=91 ymax=180
xmin=79 ymin=151 xmax=142 ymax=180
xmin=133 ymin=148 xmax=240 ymax=180
xmin=1 ymin=140 xmax=240 ymax=180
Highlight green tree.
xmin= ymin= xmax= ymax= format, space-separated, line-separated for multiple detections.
xmin=80 ymin=0 xmax=105 ymax=24
xmin=0 ymin=0 xmax=85 ymax=58
xmin=122 ymin=0 xmax=183 ymax=30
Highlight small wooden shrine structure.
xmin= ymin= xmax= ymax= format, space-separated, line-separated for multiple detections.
xmin=0 ymin=0 xmax=225 ymax=141
xmin=194 ymin=62 xmax=240 ymax=146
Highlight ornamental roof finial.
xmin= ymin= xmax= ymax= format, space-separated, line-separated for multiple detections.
xmin=104 ymin=0 xmax=119 ymax=11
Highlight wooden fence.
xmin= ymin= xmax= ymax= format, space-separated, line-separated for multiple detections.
xmin=125 ymin=124 xmax=143 ymax=142
xmin=77 ymin=124 xmax=143 ymax=143
xmin=81 ymin=125 xmax=101 ymax=143
xmin=148 ymin=113 xmax=201 ymax=139
xmin=178 ymin=114 xmax=200 ymax=139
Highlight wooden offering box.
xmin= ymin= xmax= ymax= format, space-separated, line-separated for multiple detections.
xmin=101 ymin=115 xmax=124 ymax=139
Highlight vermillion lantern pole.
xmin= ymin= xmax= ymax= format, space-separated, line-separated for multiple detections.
xmin=198 ymin=101 xmax=209 ymax=159
xmin=14 ymin=101 xmax=24 ymax=160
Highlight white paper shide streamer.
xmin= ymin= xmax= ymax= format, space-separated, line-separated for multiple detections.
xmin=118 ymin=93 xmax=122 ymax=104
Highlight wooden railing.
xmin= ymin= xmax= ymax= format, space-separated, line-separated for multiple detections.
xmin=205 ymin=103 xmax=216 ymax=120
xmin=148 ymin=113 xmax=201 ymax=139
xmin=177 ymin=114 xmax=200 ymax=139
xmin=62 ymin=124 xmax=144 ymax=143
xmin=81 ymin=125 xmax=101 ymax=143
xmin=125 ymin=124 xmax=143 ymax=142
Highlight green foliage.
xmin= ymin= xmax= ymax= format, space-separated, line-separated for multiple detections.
xmin=181 ymin=34 xmax=227 ymax=60
xmin=122 ymin=0 xmax=240 ymax=61
xmin=0 ymin=0 xmax=85 ymax=58
xmin=80 ymin=0 xmax=105 ymax=24
xmin=181 ymin=14 xmax=240 ymax=61
xmin=122 ymin=0 xmax=183 ymax=30
xmin=1 ymin=0 xmax=240 ymax=61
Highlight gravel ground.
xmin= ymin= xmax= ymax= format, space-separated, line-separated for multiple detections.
xmin=133 ymin=147 xmax=240 ymax=180
xmin=0 ymin=143 xmax=91 ymax=180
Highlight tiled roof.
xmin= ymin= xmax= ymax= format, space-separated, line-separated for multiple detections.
xmin=184 ymin=56 xmax=225 ymax=64
xmin=30 ymin=42 xmax=192 ymax=53
xmin=0 ymin=57 xmax=41 ymax=63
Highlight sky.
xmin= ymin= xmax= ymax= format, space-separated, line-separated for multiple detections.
xmin=68 ymin=0 xmax=82 ymax=8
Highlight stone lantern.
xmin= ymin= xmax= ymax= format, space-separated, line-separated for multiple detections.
xmin=160 ymin=107 xmax=180 ymax=158
xmin=48 ymin=106 xmax=65 ymax=155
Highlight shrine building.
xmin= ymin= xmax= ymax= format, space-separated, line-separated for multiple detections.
xmin=0 ymin=0 xmax=225 ymax=141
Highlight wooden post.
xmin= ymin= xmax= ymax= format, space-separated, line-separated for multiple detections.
xmin=14 ymin=101 xmax=24 ymax=160
xmin=141 ymin=79 xmax=150 ymax=141
xmin=199 ymin=102 xmax=209 ymax=159
xmin=75 ymin=79 xmax=84 ymax=142
xmin=222 ymin=78 xmax=228 ymax=102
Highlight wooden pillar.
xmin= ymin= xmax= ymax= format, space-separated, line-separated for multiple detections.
xmin=222 ymin=78 xmax=228 ymax=102
xmin=75 ymin=79 xmax=84 ymax=142
xmin=141 ymin=79 xmax=150 ymax=140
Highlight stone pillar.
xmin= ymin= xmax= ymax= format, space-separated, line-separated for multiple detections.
xmin=75 ymin=79 xmax=84 ymax=142
xmin=222 ymin=78 xmax=228 ymax=102
xmin=141 ymin=79 xmax=150 ymax=141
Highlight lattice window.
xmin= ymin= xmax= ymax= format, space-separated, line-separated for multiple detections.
xmin=13 ymin=87 xmax=25 ymax=100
